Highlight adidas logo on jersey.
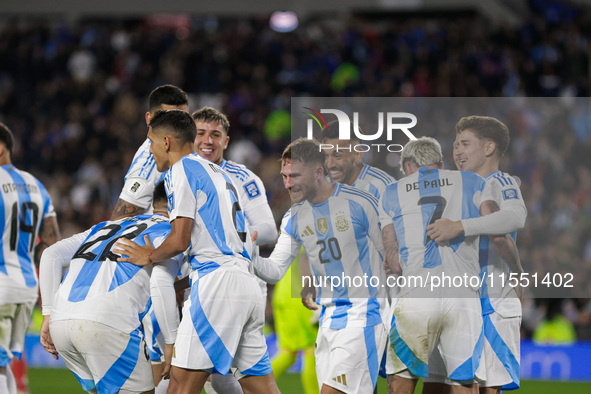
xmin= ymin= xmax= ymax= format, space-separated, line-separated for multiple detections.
xmin=300 ymin=225 xmax=314 ymax=237
xmin=332 ymin=374 xmax=348 ymax=386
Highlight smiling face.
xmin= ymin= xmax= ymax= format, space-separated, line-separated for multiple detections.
xmin=281 ymin=158 xmax=320 ymax=204
xmin=453 ymin=129 xmax=489 ymax=173
xmin=323 ymin=138 xmax=363 ymax=185
xmin=148 ymin=127 xmax=171 ymax=172
xmin=193 ymin=120 xmax=229 ymax=165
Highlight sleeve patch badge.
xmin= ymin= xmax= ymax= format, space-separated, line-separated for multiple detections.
xmin=503 ymin=188 xmax=518 ymax=200
xmin=167 ymin=192 xmax=175 ymax=210
xmin=128 ymin=181 xmax=145 ymax=195
xmin=244 ymin=180 xmax=261 ymax=199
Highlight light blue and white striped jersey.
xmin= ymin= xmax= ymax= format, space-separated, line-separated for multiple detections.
xmin=220 ymin=159 xmax=275 ymax=296
xmin=380 ymin=168 xmax=494 ymax=294
xmin=352 ymin=164 xmax=396 ymax=200
xmin=479 ymin=171 xmax=526 ymax=318
xmin=165 ymin=153 xmax=251 ymax=276
xmin=119 ymin=139 xmax=164 ymax=210
xmin=0 ymin=164 xmax=56 ymax=304
xmin=281 ymin=183 xmax=387 ymax=329
xmin=51 ymin=214 xmax=182 ymax=333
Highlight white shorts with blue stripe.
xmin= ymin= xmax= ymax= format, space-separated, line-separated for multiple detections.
xmin=386 ymin=293 xmax=484 ymax=383
xmin=172 ymin=264 xmax=271 ymax=377
xmin=315 ymin=323 xmax=388 ymax=393
xmin=50 ymin=320 xmax=153 ymax=394
xmin=479 ymin=311 xmax=520 ymax=389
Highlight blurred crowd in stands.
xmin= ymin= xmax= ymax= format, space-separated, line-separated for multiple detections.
xmin=0 ymin=0 xmax=590 ymax=340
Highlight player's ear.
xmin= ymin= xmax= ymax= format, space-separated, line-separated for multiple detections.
xmin=403 ymin=161 xmax=413 ymax=176
xmin=354 ymin=149 xmax=363 ymax=163
xmin=485 ymin=141 xmax=496 ymax=157
xmin=223 ymin=135 xmax=230 ymax=150
xmin=145 ymin=111 xmax=152 ymax=127
xmin=163 ymin=135 xmax=171 ymax=152
xmin=315 ymin=165 xmax=325 ymax=179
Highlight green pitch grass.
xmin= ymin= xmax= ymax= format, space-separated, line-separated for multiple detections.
xmin=28 ymin=368 xmax=591 ymax=393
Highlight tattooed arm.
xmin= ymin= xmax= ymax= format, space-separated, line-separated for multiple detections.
xmin=111 ymin=198 xmax=146 ymax=221
xmin=35 ymin=216 xmax=61 ymax=265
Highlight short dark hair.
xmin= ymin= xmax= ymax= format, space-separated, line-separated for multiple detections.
xmin=455 ymin=116 xmax=510 ymax=158
xmin=0 ymin=122 xmax=14 ymax=156
xmin=282 ymin=138 xmax=325 ymax=167
xmin=149 ymin=110 xmax=197 ymax=145
xmin=192 ymin=107 xmax=230 ymax=134
xmin=148 ymin=85 xmax=188 ymax=112
xmin=153 ymin=180 xmax=167 ymax=206
xmin=321 ymin=120 xmax=362 ymax=145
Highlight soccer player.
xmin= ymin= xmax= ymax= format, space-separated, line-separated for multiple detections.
xmin=0 ymin=122 xmax=60 ymax=394
xmin=251 ymin=138 xmax=389 ymax=394
xmin=115 ymin=110 xmax=280 ymax=394
xmin=321 ymin=120 xmax=395 ymax=391
xmin=322 ymin=121 xmax=395 ymax=198
xmin=39 ymin=181 xmax=184 ymax=394
xmin=271 ymin=153 xmax=319 ymax=394
xmin=427 ymin=116 xmax=527 ymax=393
xmin=112 ymin=84 xmax=189 ymax=220
xmin=192 ymin=106 xmax=277 ymax=393
xmin=380 ymin=137 xmax=523 ymax=394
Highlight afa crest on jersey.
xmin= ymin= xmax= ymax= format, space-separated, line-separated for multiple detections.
xmin=167 ymin=192 xmax=175 ymax=210
xmin=503 ymin=188 xmax=518 ymax=200
xmin=335 ymin=211 xmax=349 ymax=232
xmin=316 ymin=217 xmax=329 ymax=235
xmin=243 ymin=180 xmax=261 ymax=199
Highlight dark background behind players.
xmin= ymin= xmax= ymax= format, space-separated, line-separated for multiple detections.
xmin=0 ymin=0 xmax=590 ymax=340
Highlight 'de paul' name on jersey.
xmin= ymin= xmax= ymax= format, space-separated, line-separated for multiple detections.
xmin=405 ymin=178 xmax=453 ymax=192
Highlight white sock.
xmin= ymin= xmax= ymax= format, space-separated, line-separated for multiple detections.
xmin=5 ymin=368 xmax=16 ymax=394
xmin=210 ymin=374 xmax=244 ymax=394
xmin=0 ymin=374 xmax=9 ymax=394
xmin=155 ymin=378 xmax=169 ymax=394
xmin=203 ymin=380 xmax=217 ymax=394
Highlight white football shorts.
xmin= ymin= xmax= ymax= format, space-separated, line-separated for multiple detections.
xmin=386 ymin=294 xmax=484 ymax=383
xmin=171 ymin=264 xmax=271 ymax=377
xmin=50 ymin=320 xmax=153 ymax=394
xmin=315 ymin=323 xmax=388 ymax=394
xmin=0 ymin=301 xmax=35 ymax=366
xmin=479 ymin=311 xmax=521 ymax=389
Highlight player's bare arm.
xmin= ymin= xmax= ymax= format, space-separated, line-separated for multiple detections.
xmin=35 ymin=216 xmax=61 ymax=264
xmin=382 ymin=223 xmax=401 ymax=275
xmin=116 ymin=217 xmax=193 ymax=266
xmin=111 ymin=198 xmax=145 ymax=221
xmin=427 ymin=200 xmax=502 ymax=243
xmin=40 ymin=316 xmax=59 ymax=360
xmin=490 ymin=235 xmax=523 ymax=275
xmin=426 ymin=218 xmax=464 ymax=243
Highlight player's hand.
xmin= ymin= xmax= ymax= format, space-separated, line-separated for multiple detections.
xmin=384 ymin=253 xmax=401 ymax=275
xmin=40 ymin=316 xmax=59 ymax=360
xmin=115 ymin=235 xmax=154 ymax=266
xmin=301 ymin=286 xmax=318 ymax=310
xmin=302 ymin=297 xmax=318 ymax=311
xmin=426 ymin=219 xmax=463 ymax=243
xmin=174 ymin=276 xmax=190 ymax=307
xmin=251 ymin=231 xmax=258 ymax=243
xmin=162 ymin=344 xmax=174 ymax=380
